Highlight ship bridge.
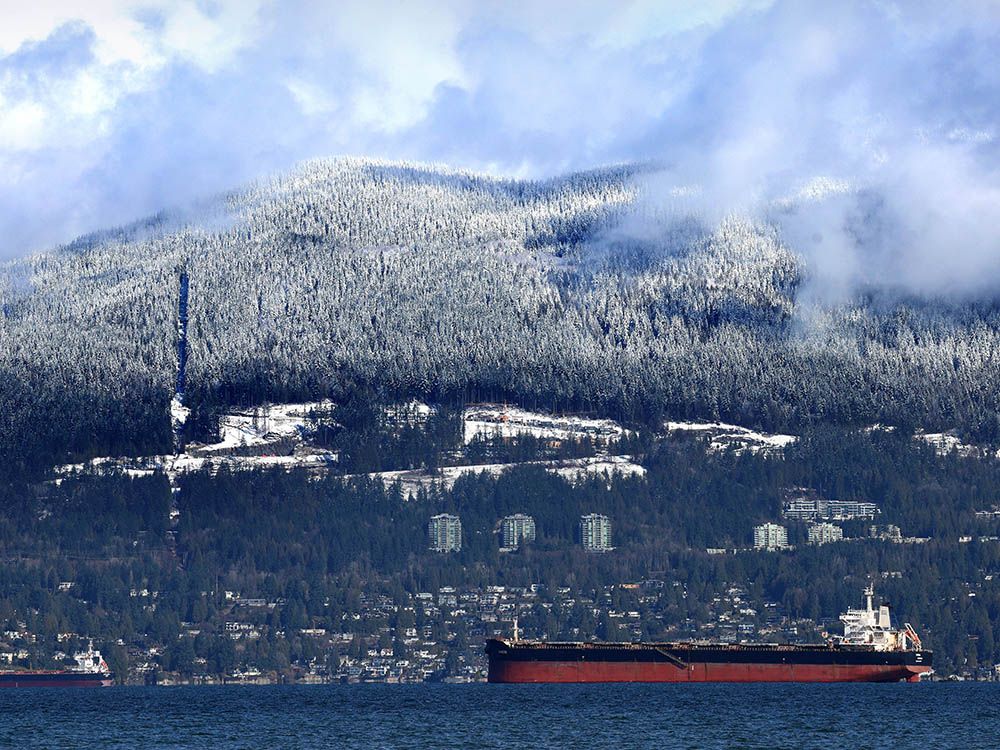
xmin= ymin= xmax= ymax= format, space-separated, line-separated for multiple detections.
xmin=838 ymin=586 xmax=921 ymax=651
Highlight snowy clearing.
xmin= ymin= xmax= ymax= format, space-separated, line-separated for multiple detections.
xmin=914 ymin=431 xmax=986 ymax=458
xmin=170 ymin=396 xmax=189 ymax=430
xmin=359 ymin=455 xmax=645 ymax=498
xmin=386 ymin=401 xmax=437 ymax=421
xmin=56 ymin=400 xmax=340 ymax=480
xmin=55 ymin=448 xmax=339 ymax=481
xmin=463 ymin=404 xmax=628 ymax=445
xmin=665 ymin=420 xmax=797 ymax=454
xmin=199 ymin=400 xmax=333 ymax=453
xmin=52 ymin=398 xmax=642 ymax=488
xmin=862 ymin=423 xmax=897 ymax=433
xmin=547 ymin=455 xmax=647 ymax=481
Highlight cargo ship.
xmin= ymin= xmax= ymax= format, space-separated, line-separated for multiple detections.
xmin=0 ymin=646 xmax=113 ymax=688
xmin=487 ymin=587 xmax=932 ymax=683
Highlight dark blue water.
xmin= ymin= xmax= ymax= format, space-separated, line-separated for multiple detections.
xmin=0 ymin=684 xmax=995 ymax=749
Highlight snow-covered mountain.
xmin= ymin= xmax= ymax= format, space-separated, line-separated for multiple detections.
xmin=2 ymin=158 xmax=999 ymax=470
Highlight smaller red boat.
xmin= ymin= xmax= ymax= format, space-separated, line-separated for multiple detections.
xmin=0 ymin=646 xmax=114 ymax=688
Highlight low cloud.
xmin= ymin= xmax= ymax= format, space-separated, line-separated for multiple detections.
xmin=0 ymin=0 xmax=997 ymax=301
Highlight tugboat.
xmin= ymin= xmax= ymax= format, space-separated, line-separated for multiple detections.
xmin=0 ymin=645 xmax=114 ymax=688
xmin=486 ymin=587 xmax=932 ymax=683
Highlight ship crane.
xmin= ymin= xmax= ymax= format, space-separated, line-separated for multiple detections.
xmin=902 ymin=623 xmax=923 ymax=650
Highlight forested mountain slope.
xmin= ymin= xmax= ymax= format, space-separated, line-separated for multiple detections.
xmin=2 ymin=158 xmax=999 ymax=473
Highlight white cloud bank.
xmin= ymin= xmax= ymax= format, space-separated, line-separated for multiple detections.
xmin=0 ymin=0 xmax=997 ymax=298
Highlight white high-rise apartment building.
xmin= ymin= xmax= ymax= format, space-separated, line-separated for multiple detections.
xmin=428 ymin=514 xmax=462 ymax=552
xmin=580 ymin=513 xmax=612 ymax=552
xmin=753 ymin=523 xmax=789 ymax=551
xmin=501 ymin=514 xmax=536 ymax=549
xmin=807 ymin=522 xmax=844 ymax=545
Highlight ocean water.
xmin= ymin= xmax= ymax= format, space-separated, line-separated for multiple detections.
xmin=0 ymin=683 xmax=995 ymax=749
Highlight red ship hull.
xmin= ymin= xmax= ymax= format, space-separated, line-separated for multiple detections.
xmin=488 ymin=659 xmax=929 ymax=683
xmin=0 ymin=673 xmax=113 ymax=688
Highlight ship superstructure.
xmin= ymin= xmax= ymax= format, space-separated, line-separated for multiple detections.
xmin=837 ymin=585 xmax=923 ymax=651
xmin=486 ymin=588 xmax=932 ymax=683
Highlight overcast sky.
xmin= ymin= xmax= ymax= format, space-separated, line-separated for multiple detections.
xmin=1 ymin=0 xmax=998 ymax=292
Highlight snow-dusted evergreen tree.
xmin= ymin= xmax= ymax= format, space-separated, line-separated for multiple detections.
xmin=2 ymin=157 xmax=1000 ymax=470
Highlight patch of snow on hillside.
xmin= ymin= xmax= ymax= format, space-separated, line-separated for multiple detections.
xmin=361 ymin=455 xmax=644 ymax=498
xmin=915 ymin=431 xmax=980 ymax=458
xmin=363 ymin=463 xmax=509 ymax=497
xmin=665 ymin=420 xmax=797 ymax=454
xmin=55 ymin=449 xmax=340 ymax=481
xmin=463 ymin=405 xmax=628 ymax=445
xmin=54 ymin=400 xmax=342 ymax=479
xmin=47 ymin=400 xmax=331 ymax=479
xmin=407 ymin=401 xmax=436 ymax=417
xmin=549 ymin=455 xmax=646 ymax=481
xmin=55 ymin=401 xmax=642 ymax=486
xmin=213 ymin=401 xmax=332 ymax=448
xmin=170 ymin=396 xmax=189 ymax=429
xmin=862 ymin=423 xmax=897 ymax=433
xmin=383 ymin=401 xmax=437 ymax=426
xmin=181 ymin=400 xmax=335 ymax=456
